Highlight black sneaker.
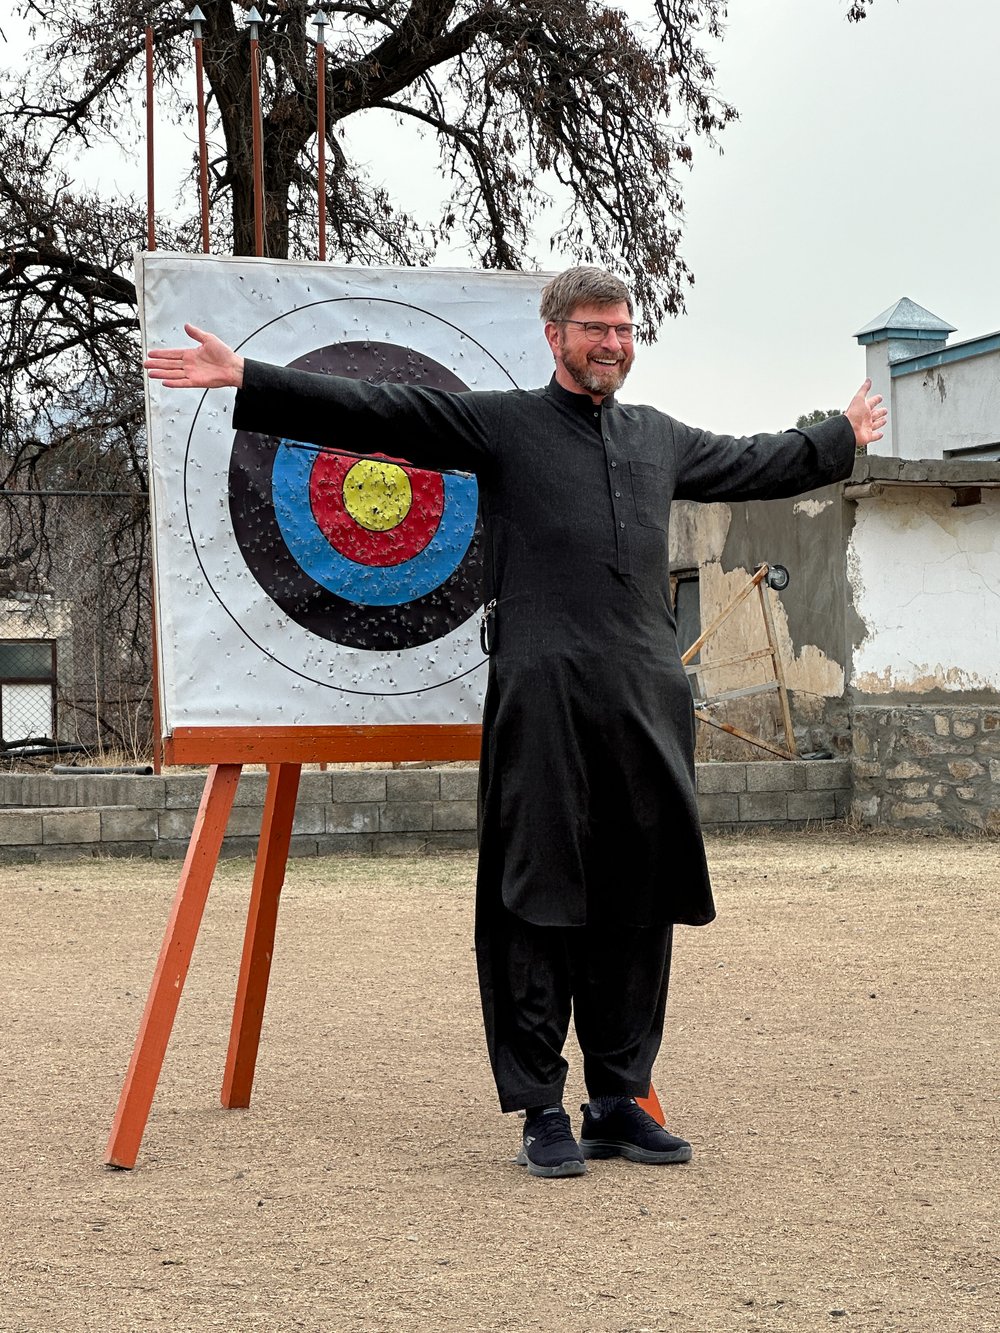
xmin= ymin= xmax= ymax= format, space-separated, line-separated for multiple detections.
xmin=515 ymin=1107 xmax=586 ymax=1178
xmin=580 ymin=1098 xmax=692 ymax=1164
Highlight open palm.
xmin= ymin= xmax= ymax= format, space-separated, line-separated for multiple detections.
xmin=144 ymin=324 xmax=244 ymax=389
xmin=845 ymin=378 xmax=888 ymax=448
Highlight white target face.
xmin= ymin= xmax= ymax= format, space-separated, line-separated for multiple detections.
xmin=141 ymin=256 xmax=552 ymax=731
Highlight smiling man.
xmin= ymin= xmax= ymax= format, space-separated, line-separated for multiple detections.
xmin=146 ymin=266 xmax=885 ymax=1179
xmin=545 ymin=289 xmax=635 ymax=401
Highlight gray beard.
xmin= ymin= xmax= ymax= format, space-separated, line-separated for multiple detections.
xmin=567 ymin=357 xmax=629 ymax=396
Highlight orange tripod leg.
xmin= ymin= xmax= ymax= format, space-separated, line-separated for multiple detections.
xmin=105 ymin=763 xmax=242 ymax=1168
xmin=221 ymin=763 xmax=301 ymax=1109
xmin=636 ymin=1084 xmax=666 ymax=1126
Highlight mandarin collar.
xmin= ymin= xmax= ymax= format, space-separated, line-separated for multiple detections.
xmin=545 ymin=375 xmax=617 ymax=413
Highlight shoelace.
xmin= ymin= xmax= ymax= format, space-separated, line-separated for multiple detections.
xmin=527 ymin=1111 xmax=574 ymax=1145
xmin=589 ymin=1096 xmax=648 ymax=1125
xmin=619 ymin=1100 xmax=656 ymax=1127
xmin=614 ymin=1100 xmax=684 ymax=1145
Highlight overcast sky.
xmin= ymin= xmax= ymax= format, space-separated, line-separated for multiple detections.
xmin=627 ymin=0 xmax=1000 ymax=432
xmin=5 ymin=0 xmax=998 ymax=434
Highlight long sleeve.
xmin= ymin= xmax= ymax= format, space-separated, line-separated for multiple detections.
xmin=232 ymin=359 xmax=504 ymax=476
xmin=672 ymin=412 xmax=856 ymax=502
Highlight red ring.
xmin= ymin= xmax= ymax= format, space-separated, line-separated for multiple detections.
xmin=309 ymin=453 xmax=444 ymax=567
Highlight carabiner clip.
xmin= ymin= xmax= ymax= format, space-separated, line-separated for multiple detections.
xmin=479 ymin=598 xmax=497 ymax=655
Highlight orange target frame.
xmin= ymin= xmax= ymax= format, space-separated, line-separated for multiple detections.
xmin=105 ymin=723 xmax=476 ymax=1169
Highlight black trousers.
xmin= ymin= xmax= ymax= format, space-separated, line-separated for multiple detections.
xmin=476 ymin=902 xmax=674 ymax=1113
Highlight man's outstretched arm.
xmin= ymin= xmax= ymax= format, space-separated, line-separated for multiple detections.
xmin=675 ymin=380 xmax=887 ymax=503
xmin=144 ymin=324 xmax=500 ymax=475
xmin=144 ymin=324 xmax=245 ymax=389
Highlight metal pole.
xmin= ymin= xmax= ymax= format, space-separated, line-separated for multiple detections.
xmin=145 ymin=26 xmax=156 ymax=250
xmin=247 ymin=7 xmax=265 ymax=257
xmin=312 ymin=11 xmax=328 ymax=261
xmin=188 ymin=7 xmax=211 ymax=253
xmin=150 ymin=572 xmax=163 ymax=774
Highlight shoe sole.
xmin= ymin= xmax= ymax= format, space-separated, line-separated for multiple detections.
xmin=515 ymin=1150 xmax=587 ymax=1178
xmin=581 ymin=1140 xmax=692 ymax=1165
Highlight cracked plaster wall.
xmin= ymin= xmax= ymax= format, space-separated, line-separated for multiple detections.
xmin=670 ymin=483 xmax=851 ymax=756
xmin=848 ymin=489 xmax=1000 ymax=695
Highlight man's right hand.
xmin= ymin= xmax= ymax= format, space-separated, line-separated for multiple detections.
xmin=844 ymin=378 xmax=887 ymax=449
xmin=144 ymin=324 xmax=245 ymax=390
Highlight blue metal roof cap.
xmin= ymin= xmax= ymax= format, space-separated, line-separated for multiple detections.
xmin=855 ymin=297 xmax=956 ymax=344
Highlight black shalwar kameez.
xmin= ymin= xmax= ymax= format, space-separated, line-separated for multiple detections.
xmin=232 ymin=363 xmax=856 ymax=1109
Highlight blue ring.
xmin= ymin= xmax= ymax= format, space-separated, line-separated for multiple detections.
xmin=271 ymin=441 xmax=478 ymax=606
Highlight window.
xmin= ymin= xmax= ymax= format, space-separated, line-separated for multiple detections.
xmin=671 ymin=569 xmax=701 ymax=663
xmin=671 ymin=568 xmax=701 ymax=699
xmin=0 ymin=640 xmax=57 ymax=742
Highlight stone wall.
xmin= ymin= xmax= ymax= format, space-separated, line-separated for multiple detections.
xmin=0 ymin=759 xmax=852 ymax=863
xmin=851 ymin=705 xmax=1000 ymax=832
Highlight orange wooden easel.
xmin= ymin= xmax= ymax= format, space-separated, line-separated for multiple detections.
xmin=105 ymin=723 xmax=664 ymax=1168
xmin=106 ymin=725 xmax=477 ymax=1168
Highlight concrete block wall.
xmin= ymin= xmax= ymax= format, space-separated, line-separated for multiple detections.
xmin=694 ymin=759 xmax=851 ymax=829
xmin=0 ymin=759 xmax=853 ymax=863
xmin=851 ymin=705 xmax=1000 ymax=832
xmin=0 ymin=768 xmax=482 ymax=864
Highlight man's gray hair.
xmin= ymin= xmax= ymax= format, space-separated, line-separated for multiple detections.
xmin=539 ymin=267 xmax=634 ymax=323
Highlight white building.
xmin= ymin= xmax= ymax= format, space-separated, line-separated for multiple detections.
xmin=856 ymin=297 xmax=1000 ymax=461
xmin=0 ymin=597 xmax=73 ymax=744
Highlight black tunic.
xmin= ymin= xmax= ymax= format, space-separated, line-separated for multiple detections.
xmin=233 ymin=362 xmax=856 ymax=928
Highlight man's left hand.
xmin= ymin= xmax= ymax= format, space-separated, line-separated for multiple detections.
xmin=845 ymin=379 xmax=888 ymax=449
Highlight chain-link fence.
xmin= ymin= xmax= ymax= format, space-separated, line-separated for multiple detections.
xmin=0 ymin=491 xmax=153 ymax=768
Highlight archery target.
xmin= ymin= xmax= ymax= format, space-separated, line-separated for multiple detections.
xmin=141 ymin=255 xmax=552 ymax=729
xmin=181 ymin=294 xmax=518 ymax=699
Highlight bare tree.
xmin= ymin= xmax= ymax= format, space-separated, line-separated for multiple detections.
xmin=4 ymin=1 xmax=747 ymax=315
xmin=0 ymin=118 xmax=194 ymax=750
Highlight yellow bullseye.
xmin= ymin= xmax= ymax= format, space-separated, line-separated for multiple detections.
xmin=342 ymin=460 xmax=413 ymax=532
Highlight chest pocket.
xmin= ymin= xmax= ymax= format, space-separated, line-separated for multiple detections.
xmin=629 ymin=459 xmax=672 ymax=531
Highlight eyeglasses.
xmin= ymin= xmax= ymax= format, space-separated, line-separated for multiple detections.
xmin=557 ymin=319 xmax=640 ymax=342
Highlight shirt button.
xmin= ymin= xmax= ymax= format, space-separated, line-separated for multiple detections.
xmin=619 ymin=521 xmax=626 ymax=529
xmin=610 ymin=461 xmax=618 ymax=469
xmin=614 ymin=490 xmax=621 ymax=498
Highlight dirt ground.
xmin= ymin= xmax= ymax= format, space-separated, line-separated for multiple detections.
xmin=1 ymin=830 xmax=997 ymax=1333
